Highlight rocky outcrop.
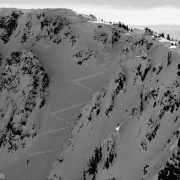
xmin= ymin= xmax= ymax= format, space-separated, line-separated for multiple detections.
xmin=0 ymin=50 xmax=49 ymax=164
xmin=0 ymin=10 xmax=23 ymax=44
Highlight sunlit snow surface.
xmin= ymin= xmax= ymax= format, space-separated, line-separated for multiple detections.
xmin=0 ymin=8 xmax=180 ymax=180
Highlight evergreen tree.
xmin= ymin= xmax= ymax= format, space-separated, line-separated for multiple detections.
xmin=126 ymin=25 xmax=129 ymax=30
xmin=158 ymin=32 xmax=164 ymax=38
xmin=118 ymin=21 xmax=121 ymax=27
xmin=167 ymin=34 xmax=171 ymax=40
xmin=89 ymin=14 xmax=97 ymax=20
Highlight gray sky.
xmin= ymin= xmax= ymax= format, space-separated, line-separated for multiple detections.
xmin=1 ymin=0 xmax=180 ymax=8
xmin=1 ymin=0 xmax=180 ymax=39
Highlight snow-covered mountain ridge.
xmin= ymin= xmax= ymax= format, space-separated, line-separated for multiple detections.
xmin=0 ymin=8 xmax=180 ymax=180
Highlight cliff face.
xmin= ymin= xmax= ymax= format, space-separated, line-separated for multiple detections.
xmin=0 ymin=8 xmax=180 ymax=180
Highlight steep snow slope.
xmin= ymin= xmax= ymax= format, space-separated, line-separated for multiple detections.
xmin=0 ymin=8 xmax=180 ymax=180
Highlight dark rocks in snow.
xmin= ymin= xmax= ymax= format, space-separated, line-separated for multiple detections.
xmin=85 ymin=146 xmax=103 ymax=180
xmin=108 ymin=178 xmax=116 ymax=180
xmin=110 ymin=27 xmax=124 ymax=46
xmin=140 ymin=138 xmax=148 ymax=151
xmin=0 ymin=10 xmax=23 ymax=44
xmin=103 ymin=141 xmax=117 ymax=169
xmin=39 ymin=15 xmax=69 ymax=41
xmin=143 ymin=164 xmax=150 ymax=176
xmin=93 ymin=33 xmax=108 ymax=44
xmin=146 ymin=118 xmax=160 ymax=143
xmin=20 ymin=13 xmax=33 ymax=45
xmin=114 ymin=71 xmax=126 ymax=96
xmin=158 ymin=134 xmax=180 ymax=180
xmin=0 ymin=50 xmax=49 ymax=157
xmin=32 ymin=14 xmax=79 ymax=46
xmin=73 ymin=46 xmax=96 ymax=65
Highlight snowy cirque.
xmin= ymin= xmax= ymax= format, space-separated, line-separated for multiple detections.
xmin=0 ymin=8 xmax=180 ymax=180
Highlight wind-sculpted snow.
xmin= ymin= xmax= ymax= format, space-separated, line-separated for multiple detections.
xmin=0 ymin=8 xmax=180 ymax=180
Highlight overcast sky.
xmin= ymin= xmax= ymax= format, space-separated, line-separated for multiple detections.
xmin=1 ymin=0 xmax=180 ymax=39
xmin=1 ymin=0 xmax=180 ymax=8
